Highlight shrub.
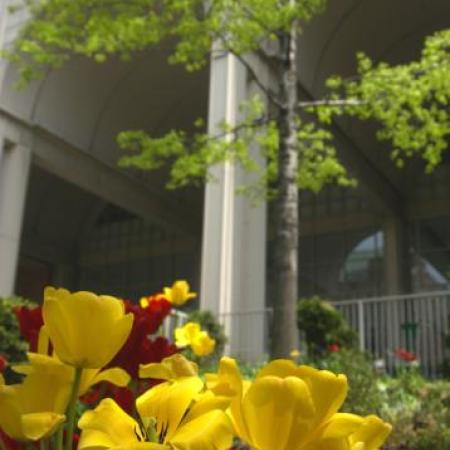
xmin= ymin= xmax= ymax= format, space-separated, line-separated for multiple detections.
xmin=380 ymin=371 xmax=450 ymax=450
xmin=297 ymin=296 xmax=357 ymax=357
xmin=0 ymin=296 xmax=36 ymax=381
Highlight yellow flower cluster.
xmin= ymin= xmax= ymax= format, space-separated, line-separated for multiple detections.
xmin=175 ymin=322 xmax=216 ymax=357
xmin=0 ymin=285 xmax=391 ymax=450
xmin=164 ymin=280 xmax=197 ymax=306
xmin=140 ymin=280 xmax=197 ymax=308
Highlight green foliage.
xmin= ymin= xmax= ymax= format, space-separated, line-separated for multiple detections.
xmin=379 ymin=371 xmax=450 ymax=450
xmin=0 ymin=296 xmax=34 ymax=382
xmin=186 ymin=309 xmax=227 ymax=365
xmin=6 ymin=0 xmax=356 ymax=200
xmin=323 ymin=29 xmax=450 ymax=172
xmin=296 ymin=121 xmax=356 ymax=192
xmin=302 ymin=350 xmax=450 ymax=449
xmin=118 ymin=96 xmax=353 ymax=199
xmin=297 ymin=296 xmax=357 ymax=357
xmin=8 ymin=0 xmax=326 ymax=81
xmin=0 ymin=296 xmax=33 ymax=362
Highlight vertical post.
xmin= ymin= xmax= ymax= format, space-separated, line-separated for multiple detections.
xmin=201 ymin=51 xmax=267 ymax=361
xmin=0 ymin=139 xmax=32 ymax=296
xmin=384 ymin=217 xmax=411 ymax=295
xmin=357 ymin=300 xmax=365 ymax=351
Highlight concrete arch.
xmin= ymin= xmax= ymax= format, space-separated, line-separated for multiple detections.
xmin=299 ymin=0 xmax=450 ymax=95
xmin=0 ymin=46 xmax=208 ymax=231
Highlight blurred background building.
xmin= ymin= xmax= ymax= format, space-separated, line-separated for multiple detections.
xmin=1 ymin=0 xmax=450 ymax=363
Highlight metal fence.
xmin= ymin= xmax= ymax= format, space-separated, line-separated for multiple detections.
xmin=161 ymin=310 xmax=189 ymax=339
xmin=161 ymin=291 xmax=450 ymax=377
xmin=332 ymin=290 xmax=450 ymax=377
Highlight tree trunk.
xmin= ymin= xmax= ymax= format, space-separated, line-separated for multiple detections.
xmin=270 ymin=24 xmax=300 ymax=358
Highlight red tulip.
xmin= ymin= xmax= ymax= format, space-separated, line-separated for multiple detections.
xmin=327 ymin=343 xmax=340 ymax=353
xmin=394 ymin=348 xmax=416 ymax=362
xmin=0 ymin=355 xmax=7 ymax=373
xmin=108 ymin=297 xmax=175 ymax=378
xmin=0 ymin=429 xmax=22 ymax=450
xmin=14 ymin=306 xmax=43 ymax=352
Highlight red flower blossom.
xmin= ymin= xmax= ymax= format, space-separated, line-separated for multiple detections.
xmin=0 ymin=355 xmax=7 ymax=373
xmin=109 ymin=334 xmax=178 ymax=378
xmin=327 ymin=343 xmax=340 ymax=353
xmin=108 ymin=297 xmax=174 ymax=378
xmin=80 ymin=387 xmax=102 ymax=406
xmin=14 ymin=306 xmax=43 ymax=352
xmin=138 ymin=295 xmax=173 ymax=334
xmin=394 ymin=348 xmax=416 ymax=362
xmin=0 ymin=429 xmax=22 ymax=450
xmin=111 ymin=386 xmax=135 ymax=414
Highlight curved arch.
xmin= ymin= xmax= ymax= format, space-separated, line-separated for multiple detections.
xmin=310 ymin=0 xmax=365 ymax=91
xmin=304 ymin=0 xmax=450 ymax=94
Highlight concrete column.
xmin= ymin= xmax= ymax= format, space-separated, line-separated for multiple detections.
xmin=0 ymin=139 xmax=32 ymax=296
xmin=384 ymin=217 xmax=411 ymax=295
xmin=201 ymin=52 xmax=267 ymax=361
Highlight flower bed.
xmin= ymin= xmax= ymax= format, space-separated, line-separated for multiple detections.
xmin=0 ymin=283 xmax=392 ymax=450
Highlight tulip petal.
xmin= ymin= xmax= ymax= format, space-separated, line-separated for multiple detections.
xmin=139 ymin=364 xmax=173 ymax=381
xmin=43 ymin=296 xmax=78 ymax=365
xmin=21 ymin=412 xmax=65 ymax=441
xmin=136 ymin=377 xmax=203 ymax=443
xmin=89 ymin=368 xmax=130 ymax=389
xmin=169 ymin=410 xmax=233 ymax=450
xmin=256 ymin=359 xmax=298 ymax=379
xmin=0 ymin=384 xmax=24 ymax=440
xmin=349 ymin=415 xmax=392 ymax=450
xmin=242 ymin=376 xmax=315 ymax=450
xmin=297 ymin=365 xmax=348 ymax=424
xmin=139 ymin=355 xmax=198 ymax=381
xmin=79 ymin=398 xmax=142 ymax=447
xmin=184 ymin=391 xmax=230 ymax=422
xmin=319 ymin=413 xmax=365 ymax=439
xmin=43 ymin=288 xmax=133 ymax=369
xmin=205 ymin=357 xmax=241 ymax=397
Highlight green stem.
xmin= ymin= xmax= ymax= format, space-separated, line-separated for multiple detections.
xmin=55 ymin=424 xmax=64 ymax=450
xmin=64 ymin=367 xmax=83 ymax=450
xmin=39 ymin=438 xmax=48 ymax=450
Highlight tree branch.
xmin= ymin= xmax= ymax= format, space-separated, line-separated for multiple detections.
xmin=215 ymin=33 xmax=284 ymax=110
xmin=297 ymin=98 xmax=364 ymax=109
xmin=234 ymin=52 xmax=285 ymax=110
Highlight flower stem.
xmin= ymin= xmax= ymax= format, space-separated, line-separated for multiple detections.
xmin=55 ymin=424 xmax=64 ymax=450
xmin=64 ymin=367 xmax=83 ymax=450
xmin=40 ymin=438 xmax=48 ymax=450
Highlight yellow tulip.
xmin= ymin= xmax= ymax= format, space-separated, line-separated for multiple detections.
xmin=206 ymin=358 xmax=391 ymax=450
xmin=300 ymin=413 xmax=392 ymax=450
xmin=78 ymin=398 xmax=160 ymax=450
xmin=174 ymin=322 xmax=216 ymax=356
xmin=139 ymin=354 xmax=198 ymax=380
xmin=79 ymin=377 xmax=233 ymax=450
xmin=0 ymin=362 xmax=69 ymax=441
xmin=163 ymin=281 xmax=197 ymax=306
xmin=174 ymin=322 xmax=201 ymax=347
xmin=13 ymin=352 xmax=130 ymax=397
xmin=191 ymin=331 xmax=216 ymax=357
xmin=348 ymin=415 xmax=392 ymax=450
xmin=43 ymin=287 xmax=133 ymax=368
